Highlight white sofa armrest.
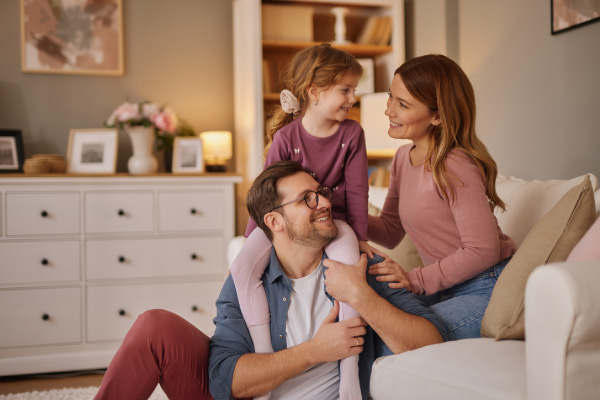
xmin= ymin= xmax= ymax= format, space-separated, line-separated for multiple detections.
xmin=525 ymin=260 xmax=600 ymax=400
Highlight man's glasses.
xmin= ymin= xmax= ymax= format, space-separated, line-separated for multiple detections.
xmin=270 ymin=186 xmax=333 ymax=212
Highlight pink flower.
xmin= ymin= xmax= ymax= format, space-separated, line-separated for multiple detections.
xmin=151 ymin=107 xmax=178 ymax=133
xmin=113 ymin=102 xmax=140 ymax=122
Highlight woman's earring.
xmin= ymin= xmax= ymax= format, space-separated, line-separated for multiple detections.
xmin=314 ymin=101 xmax=318 ymax=106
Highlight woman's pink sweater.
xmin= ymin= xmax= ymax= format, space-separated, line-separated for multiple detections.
xmin=368 ymin=144 xmax=516 ymax=295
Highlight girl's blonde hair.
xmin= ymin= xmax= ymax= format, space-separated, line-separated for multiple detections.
xmin=396 ymin=54 xmax=506 ymax=211
xmin=264 ymin=44 xmax=362 ymax=158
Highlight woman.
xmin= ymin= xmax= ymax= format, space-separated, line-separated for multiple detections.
xmin=368 ymin=54 xmax=516 ymax=340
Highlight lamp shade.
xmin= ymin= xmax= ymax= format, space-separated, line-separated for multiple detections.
xmin=200 ymin=131 xmax=233 ymax=163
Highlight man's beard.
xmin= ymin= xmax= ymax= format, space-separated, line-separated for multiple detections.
xmin=283 ymin=212 xmax=338 ymax=248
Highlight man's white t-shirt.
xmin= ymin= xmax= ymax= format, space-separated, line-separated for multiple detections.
xmin=270 ymin=262 xmax=340 ymax=400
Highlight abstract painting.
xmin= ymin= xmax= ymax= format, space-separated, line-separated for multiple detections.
xmin=21 ymin=0 xmax=124 ymax=75
xmin=552 ymin=0 xmax=600 ymax=34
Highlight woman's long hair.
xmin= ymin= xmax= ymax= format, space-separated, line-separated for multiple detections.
xmin=396 ymin=54 xmax=506 ymax=211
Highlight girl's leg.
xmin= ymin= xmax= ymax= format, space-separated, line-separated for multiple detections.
xmin=230 ymin=228 xmax=274 ymax=400
xmin=230 ymin=228 xmax=274 ymax=353
xmin=325 ymin=220 xmax=362 ymax=400
xmin=428 ymin=259 xmax=509 ymax=341
xmin=95 ymin=309 xmax=212 ymax=400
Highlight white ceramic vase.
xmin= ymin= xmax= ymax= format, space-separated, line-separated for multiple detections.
xmin=126 ymin=125 xmax=158 ymax=174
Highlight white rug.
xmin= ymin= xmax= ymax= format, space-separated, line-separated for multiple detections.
xmin=0 ymin=385 xmax=168 ymax=400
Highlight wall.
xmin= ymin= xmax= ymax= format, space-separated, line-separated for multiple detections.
xmin=409 ymin=0 xmax=600 ymax=181
xmin=459 ymin=0 xmax=600 ymax=181
xmin=0 ymin=0 xmax=233 ymax=172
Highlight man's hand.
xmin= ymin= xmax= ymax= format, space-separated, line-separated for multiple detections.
xmin=308 ymin=300 xmax=367 ymax=364
xmin=368 ymin=257 xmax=412 ymax=291
xmin=323 ymin=254 xmax=371 ymax=304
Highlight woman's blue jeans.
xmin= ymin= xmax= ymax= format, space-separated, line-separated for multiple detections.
xmin=417 ymin=257 xmax=511 ymax=341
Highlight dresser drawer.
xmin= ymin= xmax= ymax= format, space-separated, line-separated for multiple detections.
xmin=0 ymin=241 xmax=80 ymax=284
xmin=85 ymin=192 xmax=154 ymax=233
xmin=0 ymin=287 xmax=81 ymax=348
xmin=86 ymin=282 xmax=222 ymax=342
xmin=6 ymin=193 xmax=80 ymax=236
xmin=86 ymin=236 xmax=224 ymax=280
xmin=158 ymin=190 xmax=226 ymax=232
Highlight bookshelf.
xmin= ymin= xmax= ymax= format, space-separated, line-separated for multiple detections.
xmin=232 ymin=0 xmax=405 ymax=234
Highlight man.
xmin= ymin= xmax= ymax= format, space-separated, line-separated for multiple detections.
xmin=208 ymin=160 xmax=445 ymax=399
xmin=94 ymin=160 xmax=445 ymax=400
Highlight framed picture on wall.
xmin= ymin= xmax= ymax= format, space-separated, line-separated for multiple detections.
xmin=0 ymin=130 xmax=25 ymax=173
xmin=551 ymin=0 xmax=600 ymax=34
xmin=67 ymin=129 xmax=118 ymax=174
xmin=172 ymin=137 xmax=204 ymax=174
xmin=20 ymin=0 xmax=124 ymax=75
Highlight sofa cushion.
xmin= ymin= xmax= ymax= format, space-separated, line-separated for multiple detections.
xmin=494 ymin=173 xmax=599 ymax=247
xmin=369 ymin=338 xmax=525 ymax=400
xmin=567 ymin=214 xmax=600 ymax=262
xmin=481 ymin=176 xmax=596 ymax=340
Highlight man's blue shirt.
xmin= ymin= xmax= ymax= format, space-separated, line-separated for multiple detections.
xmin=208 ymin=250 xmax=447 ymax=399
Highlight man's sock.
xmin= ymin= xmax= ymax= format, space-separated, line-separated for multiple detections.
xmin=339 ymin=354 xmax=362 ymax=400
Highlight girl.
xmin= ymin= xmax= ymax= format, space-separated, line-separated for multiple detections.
xmin=368 ymin=54 xmax=517 ymax=341
xmin=230 ymin=44 xmax=372 ymax=400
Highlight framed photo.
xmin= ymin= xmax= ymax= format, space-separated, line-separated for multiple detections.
xmin=172 ymin=137 xmax=204 ymax=174
xmin=67 ymin=129 xmax=118 ymax=174
xmin=20 ymin=0 xmax=124 ymax=75
xmin=356 ymin=58 xmax=375 ymax=96
xmin=0 ymin=130 xmax=25 ymax=173
xmin=552 ymin=0 xmax=600 ymax=34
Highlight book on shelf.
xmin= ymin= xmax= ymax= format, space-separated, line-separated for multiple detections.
xmin=357 ymin=16 xmax=392 ymax=46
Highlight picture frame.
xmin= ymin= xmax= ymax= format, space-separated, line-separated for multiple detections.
xmin=551 ymin=0 xmax=600 ymax=34
xmin=20 ymin=0 xmax=124 ymax=75
xmin=0 ymin=130 xmax=25 ymax=173
xmin=172 ymin=137 xmax=204 ymax=174
xmin=66 ymin=129 xmax=118 ymax=174
xmin=356 ymin=58 xmax=375 ymax=96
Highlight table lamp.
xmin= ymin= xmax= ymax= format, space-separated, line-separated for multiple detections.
xmin=200 ymin=131 xmax=232 ymax=172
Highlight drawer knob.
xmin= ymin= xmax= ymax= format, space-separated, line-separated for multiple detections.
xmin=118 ymin=309 xmax=126 ymax=316
xmin=40 ymin=210 xmax=49 ymax=218
xmin=42 ymin=313 xmax=50 ymax=321
xmin=118 ymin=209 xmax=125 ymax=216
xmin=118 ymin=256 xmax=126 ymax=263
xmin=190 ymin=208 xmax=197 ymax=215
xmin=41 ymin=258 xmax=49 ymax=266
xmin=191 ymin=305 xmax=198 ymax=312
xmin=191 ymin=253 xmax=199 ymax=260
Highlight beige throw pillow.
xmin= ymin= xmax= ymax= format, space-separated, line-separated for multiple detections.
xmin=481 ymin=175 xmax=596 ymax=340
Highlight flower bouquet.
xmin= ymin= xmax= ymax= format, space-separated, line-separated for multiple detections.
xmin=105 ymin=101 xmax=196 ymax=173
xmin=105 ymin=101 xmax=196 ymax=152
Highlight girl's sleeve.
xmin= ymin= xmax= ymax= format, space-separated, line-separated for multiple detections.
xmin=367 ymin=151 xmax=406 ymax=249
xmin=245 ymin=132 xmax=291 ymax=238
xmin=407 ymin=154 xmax=503 ymax=295
xmin=343 ymin=128 xmax=369 ymax=241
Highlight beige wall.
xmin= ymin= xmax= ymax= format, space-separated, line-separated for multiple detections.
xmin=407 ymin=0 xmax=599 ymax=181
xmin=0 ymin=0 xmax=233 ymax=172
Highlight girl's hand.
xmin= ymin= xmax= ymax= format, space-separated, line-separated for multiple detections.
xmin=358 ymin=240 xmax=388 ymax=259
xmin=368 ymin=257 xmax=412 ymax=291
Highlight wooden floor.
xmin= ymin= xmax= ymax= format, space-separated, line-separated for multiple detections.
xmin=0 ymin=370 xmax=105 ymax=395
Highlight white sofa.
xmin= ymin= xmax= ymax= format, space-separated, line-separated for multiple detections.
xmin=228 ymin=173 xmax=600 ymax=399
xmin=369 ymin=174 xmax=600 ymax=400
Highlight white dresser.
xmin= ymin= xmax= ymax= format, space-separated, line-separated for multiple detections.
xmin=0 ymin=174 xmax=241 ymax=376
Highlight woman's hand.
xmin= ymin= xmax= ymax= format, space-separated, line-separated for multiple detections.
xmin=358 ymin=240 xmax=388 ymax=259
xmin=368 ymin=257 xmax=412 ymax=291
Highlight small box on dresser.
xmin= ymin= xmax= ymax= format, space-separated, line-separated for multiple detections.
xmin=0 ymin=173 xmax=241 ymax=376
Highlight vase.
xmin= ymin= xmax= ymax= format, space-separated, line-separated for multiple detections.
xmin=126 ymin=125 xmax=158 ymax=174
